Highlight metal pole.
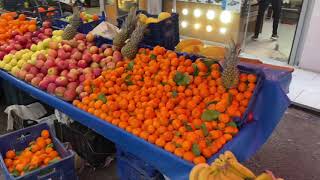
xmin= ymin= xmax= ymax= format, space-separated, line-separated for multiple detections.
xmin=173 ymin=0 xmax=176 ymax=12
xmin=99 ymin=0 xmax=105 ymax=13
xmin=242 ymin=0 xmax=251 ymax=50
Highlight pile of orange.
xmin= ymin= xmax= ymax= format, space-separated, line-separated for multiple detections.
xmin=0 ymin=12 xmax=37 ymax=44
xmin=73 ymin=46 xmax=257 ymax=164
xmin=3 ymin=130 xmax=61 ymax=177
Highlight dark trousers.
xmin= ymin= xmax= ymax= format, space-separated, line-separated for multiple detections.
xmin=254 ymin=0 xmax=282 ymax=36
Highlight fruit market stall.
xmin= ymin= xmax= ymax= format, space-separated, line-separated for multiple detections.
xmin=0 ymin=9 xmax=292 ymax=180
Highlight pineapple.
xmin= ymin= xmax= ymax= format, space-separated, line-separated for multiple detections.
xmin=221 ymin=39 xmax=240 ymax=89
xmin=62 ymin=5 xmax=81 ymax=40
xmin=121 ymin=23 xmax=147 ymax=60
xmin=113 ymin=7 xmax=138 ymax=50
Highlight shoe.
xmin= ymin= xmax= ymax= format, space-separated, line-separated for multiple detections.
xmin=251 ymin=35 xmax=258 ymax=41
xmin=271 ymin=34 xmax=279 ymax=40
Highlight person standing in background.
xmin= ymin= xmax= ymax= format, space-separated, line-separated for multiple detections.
xmin=252 ymin=0 xmax=283 ymax=41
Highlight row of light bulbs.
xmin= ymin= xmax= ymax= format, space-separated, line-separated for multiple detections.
xmin=181 ymin=8 xmax=232 ymax=24
xmin=180 ymin=21 xmax=227 ymax=34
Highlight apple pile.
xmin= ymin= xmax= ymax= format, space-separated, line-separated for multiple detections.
xmin=0 ymin=30 xmax=64 ymax=74
xmin=16 ymin=33 xmax=123 ymax=101
xmin=0 ymin=21 xmax=54 ymax=60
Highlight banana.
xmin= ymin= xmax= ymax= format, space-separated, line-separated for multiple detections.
xmin=213 ymin=158 xmax=226 ymax=168
xmin=198 ymin=166 xmax=218 ymax=180
xmin=227 ymin=159 xmax=256 ymax=179
xmin=189 ymin=163 xmax=209 ymax=180
xmin=216 ymin=170 xmax=234 ymax=180
xmin=224 ymin=151 xmax=237 ymax=161
xmin=219 ymin=153 xmax=228 ymax=162
xmin=223 ymin=168 xmax=245 ymax=180
xmin=254 ymin=173 xmax=273 ymax=180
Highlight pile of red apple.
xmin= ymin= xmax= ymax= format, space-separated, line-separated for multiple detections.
xmin=16 ymin=33 xmax=123 ymax=101
xmin=0 ymin=21 xmax=53 ymax=60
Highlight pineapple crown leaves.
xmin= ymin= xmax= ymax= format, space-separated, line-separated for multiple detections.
xmin=113 ymin=7 xmax=138 ymax=49
xmin=223 ymin=38 xmax=241 ymax=68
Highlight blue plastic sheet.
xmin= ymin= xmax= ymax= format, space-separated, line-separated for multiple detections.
xmin=0 ymin=65 xmax=291 ymax=180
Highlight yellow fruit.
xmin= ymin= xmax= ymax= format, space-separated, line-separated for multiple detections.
xmin=199 ymin=46 xmax=225 ymax=60
xmin=145 ymin=17 xmax=159 ymax=24
xmin=175 ymin=39 xmax=204 ymax=52
xmin=158 ymin=12 xmax=171 ymax=21
xmin=138 ymin=13 xmax=148 ymax=24
xmin=180 ymin=45 xmax=203 ymax=54
xmin=189 ymin=163 xmax=209 ymax=180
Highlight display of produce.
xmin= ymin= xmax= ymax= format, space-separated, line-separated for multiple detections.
xmin=73 ymin=44 xmax=258 ymax=164
xmin=189 ymin=151 xmax=284 ymax=180
xmin=3 ymin=130 xmax=61 ymax=177
xmin=0 ymin=13 xmax=48 ymax=60
xmin=138 ymin=12 xmax=172 ymax=24
xmin=175 ymin=39 xmax=225 ymax=60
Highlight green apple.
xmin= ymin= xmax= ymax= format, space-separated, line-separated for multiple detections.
xmin=11 ymin=66 xmax=20 ymax=75
xmin=42 ymin=38 xmax=51 ymax=48
xmin=15 ymin=51 xmax=24 ymax=60
xmin=31 ymin=44 xmax=37 ymax=52
xmin=3 ymin=54 xmax=13 ymax=63
xmin=3 ymin=64 xmax=12 ymax=71
xmin=10 ymin=58 xmax=18 ymax=66
xmin=0 ymin=61 xmax=5 ymax=68
xmin=17 ymin=60 xmax=25 ymax=68
xmin=37 ymin=42 xmax=44 ymax=51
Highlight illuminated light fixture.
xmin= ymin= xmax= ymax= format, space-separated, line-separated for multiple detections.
xmin=206 ymin=10 xmax=215 ymax=20
xmin=182 ymin=8 xmax=189 ymax=15
xmin=181 ymin=21 xmax=188 ymax=28
xmin=194 ymin=23 xmax=201 ymax=30
xmin=220 ymin=27 xmax=227 ymax=34
xmin=193 ymin=9 xmax=202 ymax=18
xmin=220 ymin=10 xmax=232 ymax=24
xmin=206 ymin=25 xmax=213 ymax=32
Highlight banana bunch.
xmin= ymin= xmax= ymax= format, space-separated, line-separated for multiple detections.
xmin=255 ymin=171 xmax=284 ymax=180
xmin=189 ymin=151 xmax=256 ymax=180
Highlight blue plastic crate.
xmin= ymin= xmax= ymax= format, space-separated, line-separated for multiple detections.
xmin=117 ymin=11 xmax=179 ymax=50
xmin=116 ymin=146 xmax=164 ymax=180
xmin=0 ymin=123 xmax=76 ymax=180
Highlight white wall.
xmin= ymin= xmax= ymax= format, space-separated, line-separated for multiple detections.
xmin=298 ymin=0 xmax=320 ymax=72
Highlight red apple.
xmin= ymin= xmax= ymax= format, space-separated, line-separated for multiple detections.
xmin=47 ymin=83 xmax=57 ymax=94
xmin=77 ymin=60 xmax=87 ymax=68
xmin=44 ymin=28 xmax=52 ymax=36
xmin=35 ymin=59 xmax=45 ymax=69
xmin=79 ymin=92 xmax=88 ymax=99
xmin=40 ymin=66 xmax=48 ymax=74
xmin=90 ymin=62 xmax=99 ymax=68
xmin=75 ymin=33 xmax=86 ymax=41
xmin=17 ymin=70 xmax=27 ymax=79
xmin=55 ymin=86 xmax=66 ymax=97
xmin=31 ymin=77 xmax=42 ymax=86
xmin=77 ymin=43 xmax=86 ymax=52
xmin=60 ymin=70 xmax=69 ymax=77
xmin=89 ymin=46 xmax=98 ymax=54
xmin=82 ymin=53 xmax=92 ymax=63
xmin=104 ymin=48 xmax=113 ymax=57
xmin=55 ymin=76 xmax=68 ymax=86
xmin=92 ymin=54 xmax=102 ymax=63
xmin=83 ymin=67 xmax=92 ymax=74
xmin=76 ymin=85 xmax=83 ymax=94
xmin=49 ymin=41 xmax=59 ymax=50
xmin=47 ymin=75 xmax=58 ymax=83
xmin=67 ymin=71 xmax=78 ymax=82
xmin=67 ymin=82 xmax=78 ymax=90
xmin=58 ymin=49 xmax=69 ymax=60
xmin=113 ymin=50 xmax=122 ymax=62
xmin=79 ymin=74 xmax=85 ymax=82
xmin=48 ymin=49 xmax=58 ymax=58
xmin=62 ymin=44 xmax=72 ymax=52
xmin=23 ymin=63 xmax=33 ymax=71
xmin=56 ymin=60 xmax=68 ymax=70
xmin=44 ymin=58 xmax=55 ymax=68
xmin=42 ymin=21 xmax=52 ymax=28
xmin=92 ymin=68 xmax=102 ymax=77
xmin=29 ymin=66 xmax=39 ymax=75
xmin=36 ymin=73 xmax=45 ymax=79
xmin=47 ymin=67 xmax=59 ymax=75
xmin=71 ymin=51 xmax=82 ymax=61
xmin=86 ymin=33 xmax=95 ymax=42
xmin=25 ymin=73 xmax=35 ymax=82
xmin=39 ymin=79 xmax=50 ymax=90
xmin=63 ymin=89 xmax=77 ymax=101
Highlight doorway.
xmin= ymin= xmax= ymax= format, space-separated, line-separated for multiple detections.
xmin=242 ymin=0 xmax=304 ymax=63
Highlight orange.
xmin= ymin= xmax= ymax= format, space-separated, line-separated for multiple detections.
xmin=193 ymin=155 xmax=206 ymax=164
xmin=41 ymin=130 xmax=50 ymax=139
xmin=5 ymin=150 xmax=15 ymax=159
xmin=183 ymin=151 xmax=195 ymax=162
xmin=247 ymin=74 xmax=257 ymax=83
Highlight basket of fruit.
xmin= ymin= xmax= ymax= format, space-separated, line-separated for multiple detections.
xmin=117 ymin=9 xmax=179 ymax=50
xmin=0 ymin=123 xmax=76 ymax=180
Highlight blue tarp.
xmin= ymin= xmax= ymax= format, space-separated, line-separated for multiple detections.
xmin=0 ymin=63 xmax=291 ymax=179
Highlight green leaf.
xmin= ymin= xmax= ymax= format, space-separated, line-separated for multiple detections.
xmin=98 ymin=93 xmax=107 ymax=103
xmin=175 ymin=131 xmax=181 ymax=137
xmin=201 ymin=58 xmax=218 ymax=69
xmin=206 ymin=101 xmax=219 ymax=107
xmin=201 ymin=110 xmax=220 ymax=121
xmin=205 ymin=138 xmax=212 ymax=146
xmin=201 ymin=123 xmax=209 ymax=136
xmin=227 ymin=121 xmax=237 ymax=127
xmin=11 ymin=169 xmax=19 ymax=177
xmin=192 ymin=63 xmax=199 ymax=76
xmin=183 ymin=122 xmax=193 ymax=131
xmin=49 ymin=157 xmax=60 ymax=164
xmin=125 ymin=75 xmax=134 ymax=85
xmin=23 ymin=165 xmax=30 ymax=172
xmin=46 ymin=143 xmax=54 ymax=148
xmin=192 ymin=143 xmax=201 ymax=156
xmin=150 ymin=54 xmax=157 ymax=60
xmin=127 ymin=61 xmax=134 ymax=71
xmin=174 ymin=72 xmax=191 ymax=86
xmin=172 ymin=90 xmax=178 ymax=98
xmin=194 ymin=125 xmax=200 ymax=129
xmin=15 ymin=150 xmax=22 ymax=156
xmin=160 ymin=82 xmax=167 ymax=86
xmin=174 ymin=142 xmax=182 ymax=148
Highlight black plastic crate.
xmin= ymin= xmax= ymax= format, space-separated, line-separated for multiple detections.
xmin=54 ymin=121 xmax=116 ymax=168
xmin=116 ymin=146 xmax=165 ymax=180
xmin=117 ymin=10 xmax=179 ymax=50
